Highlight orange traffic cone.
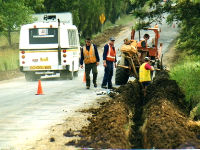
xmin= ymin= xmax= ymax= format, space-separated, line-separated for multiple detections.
xmin=36 ymin=80 xmax=43 ymax=95
xmin=83 ymin=72 xmax=86 ymax=83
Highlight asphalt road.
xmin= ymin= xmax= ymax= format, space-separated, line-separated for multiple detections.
xmin=0 ymin=21 xmax=178 ymax=149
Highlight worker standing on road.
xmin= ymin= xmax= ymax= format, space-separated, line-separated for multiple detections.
xmin=101 ymin=37 xmax=117 ymax=89
xmin=80 ymin=38 xmax=100 ymax=89
xmin=139 ymin=57 xmax=154 ymax=96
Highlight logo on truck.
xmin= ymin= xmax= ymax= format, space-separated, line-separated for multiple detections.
xmin=40 ymin=57 xmax=48 ymax=62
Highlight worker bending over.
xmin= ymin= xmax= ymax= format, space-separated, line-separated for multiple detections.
xmin=139 ymin=57 xmax=154 ymax=96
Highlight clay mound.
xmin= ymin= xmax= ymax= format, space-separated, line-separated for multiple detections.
xmin=146 ymin=71 xmax=187 ymax=112
xmin=142 ymin=71 xmax=200 ymax=148
xmin=77 ymin=100 xmax=132 ymax=149
xmin=76 ymin=81 xmax=142 ymax=149
xmin=115 ymin=81 xmax=142 ymax=106
xmin=142 ymin=98 xmax=200 ymax=149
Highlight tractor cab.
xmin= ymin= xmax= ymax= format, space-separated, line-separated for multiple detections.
xmin=131 ymin=26 xmax=162 ymax=63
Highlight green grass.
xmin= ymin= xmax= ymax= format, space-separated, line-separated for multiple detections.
xmin=170 ymin=54 xmax=200 ymax=109
xmin=0 ymin=31 xmax=19 ymax=47
xmin=0 ymin=31 xmax=20 ymax=71
xmin=115 ymin=14 xmax=135 ymax=26
xmin=0 ymin=48 xmax=19 ymax=71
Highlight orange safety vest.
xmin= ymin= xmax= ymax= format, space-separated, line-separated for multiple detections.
xmin=139 ymin=63 xmax=151 ymax=82
xmin=106 ymin=44 xmax=116 ymax=62
xmin=137 ymin=40 xmax=148 ymax=48
xmin=83 ymin=44 xmax=97 ymax=64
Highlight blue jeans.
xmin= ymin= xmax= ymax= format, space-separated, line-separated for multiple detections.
xmin=102 ymin=61 xmax=114 ymax=88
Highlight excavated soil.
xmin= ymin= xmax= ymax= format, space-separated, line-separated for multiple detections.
xmin=62 ymin=71 xmax=200 ymax=149
xmin=62 ymin=81 xmax=142 ymax=149
xmin=142 ymin=71 xmax=200 ymax=148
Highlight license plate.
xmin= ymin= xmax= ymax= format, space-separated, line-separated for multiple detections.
xmin=30 ymin=66 xmax=51 ymax=70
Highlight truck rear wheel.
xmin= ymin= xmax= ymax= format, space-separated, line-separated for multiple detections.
xmin=25 ymin=72 xmax=40 ymax=81
xmin=60 ymin=71 xmax=75 ymax=80
xmin=115 ymin=66 xmax=129 ymax=85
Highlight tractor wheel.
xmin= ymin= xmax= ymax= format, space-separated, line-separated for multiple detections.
xmin=115 ymin=66 xmax=129 ymax=85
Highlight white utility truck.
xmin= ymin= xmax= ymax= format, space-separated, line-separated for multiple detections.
xmin=19 ymin=12 xmax=80 ymax=81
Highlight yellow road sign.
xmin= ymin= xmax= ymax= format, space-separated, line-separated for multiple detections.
xmin=99 ymin=13 xmax=106 ymax=24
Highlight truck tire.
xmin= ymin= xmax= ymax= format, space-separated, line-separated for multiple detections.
xmin=60 ymin=71 xmax=73 ymax=80
xmin=25 ymin=72 xmax=40 ymax=81
xmin=115 ymin=66 xmax=129 ymax=85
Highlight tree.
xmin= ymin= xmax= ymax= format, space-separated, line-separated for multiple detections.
xmin=42 ymin=0 xmax=132 ymax=38
xmin=0 ymin=0 xmax=34 ymax=46
xmin=25 ymin=0 xmax=45 ymax=13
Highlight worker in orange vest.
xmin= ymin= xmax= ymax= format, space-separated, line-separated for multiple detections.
xmin=80 ymin=38 xmax=100 ymax=89
xmin=139 ymin=57 xmax=154 ymax=96
xmin=101 ymin=37 xmax=117 ymax=89
xmin=137 ymin=34 xmax=150 ymax=48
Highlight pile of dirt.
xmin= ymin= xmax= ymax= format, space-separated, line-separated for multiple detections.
xmin=142 ymin=71 xmax=200 ymax=148
xmin=64 ymin=81 xmax=142 ymax=149
xmin=115 ymin=80 xmax=142 ymax=107
xmin=70 ymin=70 xmax=200 ymax=149
xmin=77 ymin=100 xmax=132 ymax=149
xmin=145 ymin=71 xmax=187 ymax=112
xmin=142 ymin=98 xmax=200 ymax=149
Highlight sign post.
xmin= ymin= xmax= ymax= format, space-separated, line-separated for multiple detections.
xmin=99 ymin=13 xmax=106 ymax=32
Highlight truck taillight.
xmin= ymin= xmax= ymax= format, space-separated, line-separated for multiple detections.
xmin=22 ymin=61 xmax=25 ymax=64
xmin=63 ymin=60 xmax=66 ymax=63
xmin=63 ymin=54 xmax=67 ymax=57
xmin=22 ymin=55 xmax=25 ymax=59
xmin=34 ymin=25 xmax=36 ymax=28
xmin=50 ymin=25 xmax=53 ymax=28
xmin=63 ymin=49 xmax=66 ymax=53
xmin=21 ymin=51 xmax=25 ymax=54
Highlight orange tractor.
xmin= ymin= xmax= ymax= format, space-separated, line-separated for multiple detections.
xmin=115 ymin=26 xmax=163 ymax=85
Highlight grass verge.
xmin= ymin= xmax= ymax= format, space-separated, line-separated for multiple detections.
xmin=169 ymin=52 xmax=200 ymax=118
xmin=0 ymin=48 xmax=19 ymax=71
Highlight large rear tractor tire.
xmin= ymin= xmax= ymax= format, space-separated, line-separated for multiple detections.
xmin=115 ymin=66 xmax=129 ymax=85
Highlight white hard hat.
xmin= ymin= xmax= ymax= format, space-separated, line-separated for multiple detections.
xmin=144 ymin=57 xmax=150 ymax=61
